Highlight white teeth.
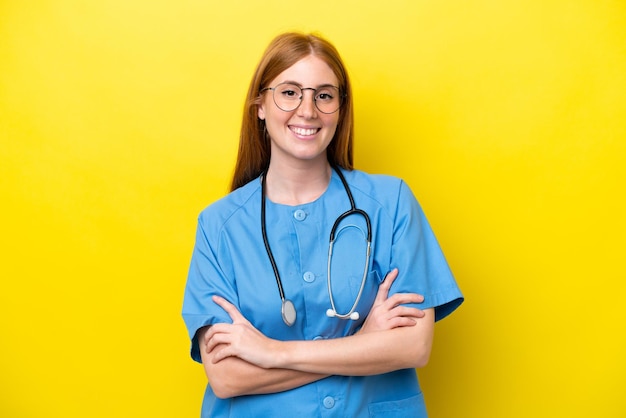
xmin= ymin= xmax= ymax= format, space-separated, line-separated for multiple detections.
xmin=292 ymin=127 xmax=318 ymax=136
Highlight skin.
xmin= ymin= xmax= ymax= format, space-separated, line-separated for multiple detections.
xmin=258 ymin=55 xmax=340 ymax=205
xmin=258 ymin=55 xmax=339 ymax=168
xmin=199 ymin=55 xmax=434 ymax=399
xmin=200 ymin=270 xmax=432 ymax=399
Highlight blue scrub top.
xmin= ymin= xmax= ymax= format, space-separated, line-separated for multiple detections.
xmin=182 ymin=168 xmax=463 ymax=417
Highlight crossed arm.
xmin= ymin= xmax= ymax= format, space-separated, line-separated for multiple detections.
xmin=198 ymin=269 xmax=434 ymax=399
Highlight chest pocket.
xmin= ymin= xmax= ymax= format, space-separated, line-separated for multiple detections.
xmin=368 ymin=393 xmax=427 ymax=417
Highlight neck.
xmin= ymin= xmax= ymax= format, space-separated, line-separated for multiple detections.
xmin=265 ymin=160 xmax=332 ymax=205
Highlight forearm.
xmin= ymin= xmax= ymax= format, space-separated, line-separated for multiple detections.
xmin=203 ymin=297 xmax=433 ymax=383
xmin=198 ymin=328 xmax=327 ymax=398
xmin=274 ymin=309 xmax=434 ymax=376
xmin=203 ymin=356 xmax=328 ymax=398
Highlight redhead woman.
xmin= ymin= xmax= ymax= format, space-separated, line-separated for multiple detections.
xmin=182 ymin=32 xmax=463 ymax=417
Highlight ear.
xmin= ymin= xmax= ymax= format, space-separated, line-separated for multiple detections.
xmin=257 ymin=102 xmax=266 ymax=121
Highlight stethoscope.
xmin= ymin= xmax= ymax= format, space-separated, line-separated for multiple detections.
xmin=261 ymin=166 xmax=372 ymax=326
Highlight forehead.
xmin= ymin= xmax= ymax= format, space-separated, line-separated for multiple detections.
xmin=270 ymin=55 xmax=338 ymax=87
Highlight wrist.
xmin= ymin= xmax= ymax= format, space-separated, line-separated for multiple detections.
xmin=271 ymin=340 xmax=294 ymax=369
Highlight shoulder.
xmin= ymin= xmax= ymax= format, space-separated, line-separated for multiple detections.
xmin=197 ymin=177 xmax=261 ymax=230
xmin=341 ymin=168 xmax=415 ymax=204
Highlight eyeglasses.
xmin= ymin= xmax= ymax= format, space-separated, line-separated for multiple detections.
xmin=261 ymin=82 xmax=343 ymax=114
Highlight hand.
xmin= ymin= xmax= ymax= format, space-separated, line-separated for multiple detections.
xmin=204 ymin=296 xmax=280 ymax=368
xmin=358 ymin=268 xmax=426 ymax=334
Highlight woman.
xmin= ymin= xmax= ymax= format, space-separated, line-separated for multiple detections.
xmin=182 ymin=32 xmax=463 ymax=417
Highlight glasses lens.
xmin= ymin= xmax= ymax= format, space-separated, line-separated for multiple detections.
xmin=271 ymin=83 xmax=342 ymax=114
xmin=273 ymin=83 xmax=302 ymax=112
xmin=314 ymin=86 xmax=341 ymax=114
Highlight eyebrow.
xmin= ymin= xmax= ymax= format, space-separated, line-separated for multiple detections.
xmin=280 ymin=80 xmax=339 ymax=89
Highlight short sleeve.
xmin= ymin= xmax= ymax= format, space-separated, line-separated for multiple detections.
xmin=388 ymin=181 xmax=463 ymax=322
xmin=181 ymin=215 xmax=239 ymax=362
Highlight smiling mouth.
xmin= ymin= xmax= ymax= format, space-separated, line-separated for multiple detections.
xmin=290 ymin=126 xmax=320 ymax=136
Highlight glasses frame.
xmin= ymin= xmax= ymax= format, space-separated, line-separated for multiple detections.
xmin=260 ymin=82 xmax=344 ymax=114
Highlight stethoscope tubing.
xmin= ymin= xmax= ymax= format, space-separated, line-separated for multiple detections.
xmin=261 ymin=173 xmax=286 ymax=301
xmin=326 ymin=239 xmax=371 ymax=320
xmin=261 ymin=165 xmax=372 ymax=326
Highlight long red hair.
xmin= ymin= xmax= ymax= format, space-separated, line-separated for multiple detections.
xmin=230 ymin=32 xmax=354 ymax=191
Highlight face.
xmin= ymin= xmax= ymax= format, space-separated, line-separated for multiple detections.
xmin=258 ymin=55 xmax=340 ymax=168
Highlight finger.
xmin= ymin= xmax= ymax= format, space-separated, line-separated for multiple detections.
xmin=205 ymin=334 xmax=224 ymax=353
xmin=204 ymin=326 xmax=230 ymax=352
xmin=203 ymin=325 xmax=215 ymax=344
xmin=384 ymin=292 xmax=425 ymax=307
xmin=203 ymin=323 xmax=230 ymax=343
xmin=392 ymin=306 xmax=426 ymax=319
xmin=212 ymin=295 xmax=247 ymax=323
xmin=382 ymin=268 xmax=398 ymax=285
xmin=375 ymin=268 xmax=398 ymax=303
xmin=211 ymin=344 xmax=234 ymax=363
xmin=388 ymin=317 xmax=417 ymax=328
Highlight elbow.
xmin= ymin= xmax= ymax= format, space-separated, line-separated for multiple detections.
xmin=408 ymin=308 xmax=435 ymax=369
xmin=199 ymin=332 xmax=245 ymax=399
xmin=409 ymin=340 xmax=433 ymax=369
xmin=210 ymin=380 xmax=239 ymax=400
xmin=413 ymin=349 xmax=431 ymax=369
xmin=204 ymin=366 xmax=244 ymax=399
xmin=203 ymin=355 xmax=262 ymax=399
xmin=394 ymin=343 xmax=431 ymax=370
xmin=209 ymin=380 xmax=230 ymax=399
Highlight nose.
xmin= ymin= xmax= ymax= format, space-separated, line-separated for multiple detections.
xmin=296 ymin=88 xmax=318 ymax=118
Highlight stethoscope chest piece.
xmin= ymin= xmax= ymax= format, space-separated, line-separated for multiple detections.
xmin=281 ymin=299 xmax=297 ymax=326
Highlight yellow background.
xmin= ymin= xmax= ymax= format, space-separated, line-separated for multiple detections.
xmin=1 ymin=1 xmax=625 ymax=417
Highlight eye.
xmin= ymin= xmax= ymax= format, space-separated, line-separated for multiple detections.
xmin=316 ymin=90 xmax=335 ymax=102
xmin=317 ymin=92 xmax=334 ymax=102
xmin=277 ymin=84 xmax=301 ymax=100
